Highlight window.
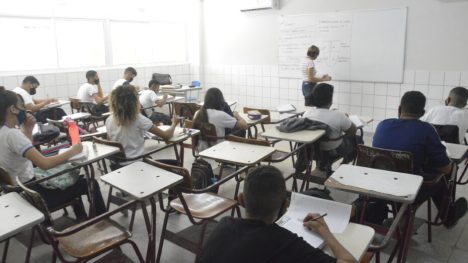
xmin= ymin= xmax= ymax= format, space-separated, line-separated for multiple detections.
xmin=0 ymin=17 xmax=57 ymax=71
xmin=55 ymin=20 xmax=106 ymax=68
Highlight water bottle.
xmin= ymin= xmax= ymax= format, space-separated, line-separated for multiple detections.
xmin=68 ymin=120 xmax=80 ymax=145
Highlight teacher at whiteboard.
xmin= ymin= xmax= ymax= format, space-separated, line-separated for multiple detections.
xmin=301 ymin=45 xmax=332 ymax=98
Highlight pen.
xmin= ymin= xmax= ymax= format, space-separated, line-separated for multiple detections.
xmin=309 ymin=213 xmax=327 ymax=222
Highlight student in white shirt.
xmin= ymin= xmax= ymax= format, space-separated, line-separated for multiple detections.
xmin=301 ymin=45 xmax=332 ymax=99
xmin=0 ymin=90 xmax=106 ymax=218
xmin=421 ymin=86 xmax=468 ymax=144
xmin=77 ymin=70 xmax=109 ymax=116
xmin=193 ymin=87 xmax=248 ymax=151
xmin=106 ymin=84 xmax=179 ymax=167
xmin=139 ymin=79 xmax=171 ymax=125
xmin=13 ymin=76 xmax=66 ymax=123
xmin=113 ymin=67 xmax=138 ymax=90
xmin=303 ymin=83 xmax=357 ymax=165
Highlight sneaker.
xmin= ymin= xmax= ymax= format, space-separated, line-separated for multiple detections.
xmin=444 ymin=197 xmax=468 ymax=228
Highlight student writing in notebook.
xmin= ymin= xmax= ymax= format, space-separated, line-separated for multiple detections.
xmin=0 ymin=90 xmax=106 ymax=219
xmin=105 ymin=84 xmax=178 ymax=169
xmin=139 ymin=79 xmax=171 ymax=125
xmin=77 ymin=70 xmax=109 ymax=116
xmin=373 ymin=91 xmax=467 ymax=227
xmin=193 ymin=87 xmax=248 ymax=151
xmin=421 ymin=86 xmax=468 ymax=144
xmin=199 ymin=166 xmax=357 ymax=263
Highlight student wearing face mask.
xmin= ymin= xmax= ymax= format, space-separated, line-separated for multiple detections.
xmin=0 ymin=90 xmax=106 ymax=219
xmin=77 ymin=70 xmax=109 ymax=116
xmin=13 ymin=76 xmax=66 ymax=123
xmin=113 ymin=67 xmax=139 ymax=90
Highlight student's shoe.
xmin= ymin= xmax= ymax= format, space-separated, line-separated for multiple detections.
xmin=444 ymin=197 xmax=468 ymax=228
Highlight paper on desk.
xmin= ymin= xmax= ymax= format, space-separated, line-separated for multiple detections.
xmin=276 ymin=192 xmax=351 ymax=248
xmin=349 ymin=115 xmax=364 ymax=128
xmin=277 ymin=104 xmax=296 ymax=113
xmin=59 ymin=144 xmax=89 ymax=161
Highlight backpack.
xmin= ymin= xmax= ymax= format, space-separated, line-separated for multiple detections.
xmin=33 ymin=123 xmax=60 ymax=144
xmin=191 ymin=159 xmax=218 ymax=193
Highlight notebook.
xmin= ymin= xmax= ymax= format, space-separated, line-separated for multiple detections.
xmin=277 ymin=104 xmax=296 ymax=113
xmin=276 ymin=192 xmax=351 ymax=248
xmin=349 ymin=115 xmax=365 ymax=128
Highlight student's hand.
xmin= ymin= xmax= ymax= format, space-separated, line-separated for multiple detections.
xmin=171 ymin=115 xmax=180 ymax=127
xmin=323 ymin=75 xmax=332 ymax=81
xmin=156 ymin=100 xmax=165 ymax=107
xmin=233 ymin=111 xmax=241 ymax=119
xmin=70 ymin=142 xmax=83 ymax=155
xmin=45 ymin=98 xmax=57 ymax=105
xmin=303 ymin=213 xmax=330 ymax=235
xmin=23 ymin=113 xmax=37 ymax=132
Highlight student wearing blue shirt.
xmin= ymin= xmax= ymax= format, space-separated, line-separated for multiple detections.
xmin=373 ymin=91 xmax=467 ymax=227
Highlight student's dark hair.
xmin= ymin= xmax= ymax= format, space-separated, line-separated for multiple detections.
xmin=109 ymin=84 xmax=140 ymax=127
xmin=0 ymin=90 xmax=20 ymax=125
xmin=86 ymin=70 xmax=97 ymax=80
xmin=22 ymin=76 xmax=39 ymax=85
xmin=243 ymin=166 xmax=287 ymax=219
xmin=306 ymin=83 xmax=334 ymax=107
xmin=0 ymin=86 xmax=5 ymax=92
xmin=193 ymin=87 xmax=226 ymax=130
xmin=148 ymin=79 xmax=160 ymax=87
xmin=124 ymin=67 xmax=137 ymax=76
xmin=449 ymin=86 xmax=468 ymax=108
xmin=400 ymin=91 xmax=426 ymax=116
xmin=307 ymin=45 xmax=320 ymax=59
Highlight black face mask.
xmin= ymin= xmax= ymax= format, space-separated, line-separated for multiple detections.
xmin=29 ymin=87 xmax=37 ymax=95
xmin=95 ymin=78 xmax=100 ymax=85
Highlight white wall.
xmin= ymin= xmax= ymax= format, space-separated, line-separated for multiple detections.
xmin=201 ymin=0 xmax=468 ymax=132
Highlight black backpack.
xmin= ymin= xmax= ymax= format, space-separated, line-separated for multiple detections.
xmin=191 ymin=159 xmax=218 ymax=193
xmin=33 ymin=123 xmax=60 ymax=144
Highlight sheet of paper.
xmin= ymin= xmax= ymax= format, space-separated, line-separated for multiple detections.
xmin=349 ymin=115 xmax=365 ymax=128
xmin=59 ymin=144 xmax=89 ymax=161
xmin=277 ymin=192 xmax=352 ymax=248
xmin=277 ymin=104 xmax=296 ymax=113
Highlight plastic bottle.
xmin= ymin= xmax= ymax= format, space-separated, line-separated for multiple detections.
xmin=68 ymin=120 xmax=80 ymax=145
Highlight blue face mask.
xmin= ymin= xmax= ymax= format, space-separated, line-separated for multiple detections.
xmin=16 ymin=108 xmax=27 ymax=125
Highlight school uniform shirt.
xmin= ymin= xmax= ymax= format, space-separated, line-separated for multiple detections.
xmin=112 ymin=78 xmax=127 ymax=90
xmin=199 ymin=217 xmax=336 ymax=263
xmin=373 ymin=119 xmax=451 ymax=175
xmin=420 ymin=105 xmax=468 ymax=144
xmin=139 ymin=90 xmax=159 ymax=116
xmin=105 ymin=114 xmax=154 ymax=159
xmin=303 ymin=108 xmax=352 ymax=151
xmin=198 ymin=109 xmax=237 ymax=151
xmin=0 ymin=126 xmax=35 ymax=184
xmin=301 ymin=57 xmax=316 ymax=81
xmin=77 ymin=83 xmax=98 ymax=103
xmin=13 ymin=87 xmax=34 ymax=105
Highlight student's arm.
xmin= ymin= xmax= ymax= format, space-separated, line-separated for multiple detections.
xmin=307 ymin=67 xmax=331 ymax=83
xmin=26 ymin=99 xmax=55 ymax=113
xmin=24 ymin=143 xmax=83 ymax=170
xmin=92 ymin=93 xmax=108 ymax=105
xmin=438 ymin=163 xmax=453 ymax=176
xmin=233 ymin=111 xmax=248 ymax=130
xmin=155 ymin=94 xmax=168 ymax=107
xmin=148 ymin=115 xmax=180 ymax=140
xmin=97 ymin=84 xmax=104 ymax=98
xmin=344 ymin=122 xmax=357 ymax=136
xmin=303 ymin=213 xmax=357 ymax=263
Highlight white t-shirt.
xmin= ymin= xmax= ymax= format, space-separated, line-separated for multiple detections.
xmin=105 ymin=114 xmax=154 ymax=159
xmin=13 ymin=87 xmax=34 ymax=106
xmin=421 ymin=105 xmax=468 ymax=144
xmin=139 ymin=90 xmax=160 ymax=116
xmin=303 ymin=108 xmax=352 ymax=151
xmin=113 ymin=79 xmax=127 ymax=90
xmin=301 ymin=57 xmax=316 ymax=81
xmin=0 ymin=126 xmax=35 ymax=184
xmin=197 ymin=109 xmax=237 ymax=151
xmin=77 ymin=83 xmax=98 ymax=103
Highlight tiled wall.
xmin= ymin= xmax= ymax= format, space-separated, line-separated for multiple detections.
xmin=0 ymin=63 xmax=191 ymax=113
xmin=202 ymin=64 xmax=468 ymax=133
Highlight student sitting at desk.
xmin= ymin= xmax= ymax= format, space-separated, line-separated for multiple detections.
xmin=13 ymin=76 xmax=66 ymax=123
xmin=199 ymin=165 xmax=357 ymax=263
xmin=303 ymin=83 xmax=358 ymax=165
xmin=106 ymin=84 xmax=178 ymax=168
xmin=373 ymin=91 xmax=467 ymax=227
xmin=193 ymin=87 xmax=248 ymax=151
xmin=139 ymin=79 xmax=171 ymax=125
xmin=421 ymin=86 xmax=468 ymax=144
xmin=0 ymin=90 xmax=106 ymax=218
xmin=77 ymin=70 xmax=109 ymax=116
xmin=113 ymin=67 xmax=138 ymax=90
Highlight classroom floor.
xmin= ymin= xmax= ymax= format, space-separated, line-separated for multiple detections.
xmin=2 ymin=127 xmax=468 ymax=263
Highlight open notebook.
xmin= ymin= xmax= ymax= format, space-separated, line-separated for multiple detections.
xmin=276 ymin=192 xmax=351 ymax=248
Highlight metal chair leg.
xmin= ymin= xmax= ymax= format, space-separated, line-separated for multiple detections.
xmin=2 ymin=238 xmax=10 ymax=263
xmin=156 ymin=211 xmax=170 ymax=263
xmin=127 ymin=240 xmax=145 ymax=263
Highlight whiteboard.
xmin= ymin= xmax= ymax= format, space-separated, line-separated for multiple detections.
xmin=278 ymin=8 xmax=407 ymax=83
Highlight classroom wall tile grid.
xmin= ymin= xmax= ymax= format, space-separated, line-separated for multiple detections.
xmin=202 ymin=65 xmax=468 ymax=133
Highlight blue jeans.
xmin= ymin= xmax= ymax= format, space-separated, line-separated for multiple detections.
xmin=302 ymin=81 xmax=316 ymax=98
